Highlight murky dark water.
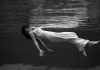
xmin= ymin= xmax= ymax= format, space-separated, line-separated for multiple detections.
xmin=0 ymin=0 xmax=100 ymax=69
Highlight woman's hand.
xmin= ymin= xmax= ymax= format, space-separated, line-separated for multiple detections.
xmin=39 ymin=50 xmax=45 ymax=56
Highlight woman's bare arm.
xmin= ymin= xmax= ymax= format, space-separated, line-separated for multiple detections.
xmin=29 ymin=31 xmax=44 ymax=56
xmin=37 ymin=38 xmax=53 ymax=51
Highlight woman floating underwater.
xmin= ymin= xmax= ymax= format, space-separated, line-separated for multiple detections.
xmin=21 ymin=24 xmax=100 ymax=56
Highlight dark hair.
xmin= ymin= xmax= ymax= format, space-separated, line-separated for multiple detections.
xmin=21 ymin=24 xmax=32 ymax=40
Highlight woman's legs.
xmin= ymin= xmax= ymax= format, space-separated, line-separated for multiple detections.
xmin=67 ymin=38 xmax=89 ymax=55
xmin=68 ymin=37 xmax=100 ymax=56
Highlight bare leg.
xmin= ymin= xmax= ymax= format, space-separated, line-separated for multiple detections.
xmin=66 ymin=38 xmax=89 ymax=56
xmin=68 ymin=38 xmax=99 ymax=56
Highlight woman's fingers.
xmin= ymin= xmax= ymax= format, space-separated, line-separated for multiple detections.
xmin=39 ymin=50 xmax=44 ymax=56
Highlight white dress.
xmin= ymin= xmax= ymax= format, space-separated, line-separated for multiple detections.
xmin=32 ymin=27 xmax=89 ymax=56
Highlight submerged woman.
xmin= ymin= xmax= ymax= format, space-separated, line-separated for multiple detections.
xmin=22 ymin=24 xmax=100 ymax=56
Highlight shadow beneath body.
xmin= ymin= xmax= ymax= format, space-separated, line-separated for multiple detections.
xmin=30 ymin=44 xmax=100 ymax=69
